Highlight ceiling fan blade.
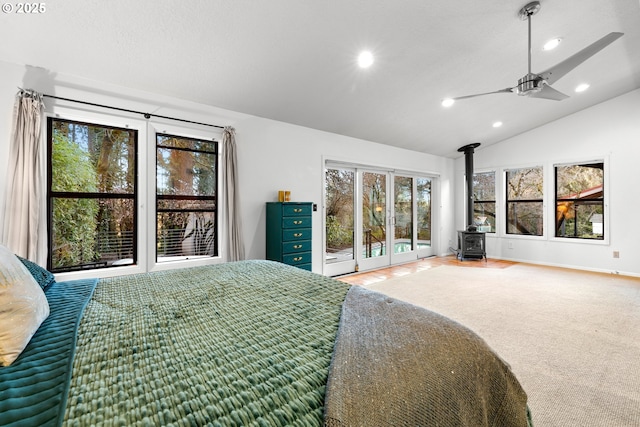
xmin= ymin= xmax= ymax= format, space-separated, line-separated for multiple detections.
xmin=539 ymin=32 xmax=624 ymax=85
xmin=452 ymin=87 xmax=514 ymax=101
xmin=529 ymin=84 xmax=569 ymax=101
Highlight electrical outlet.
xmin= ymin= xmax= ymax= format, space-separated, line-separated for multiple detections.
xmin=613 ymin=251 xmax=620 ymax=258
xmin=508 ymin=242 xmax=514 ymax=249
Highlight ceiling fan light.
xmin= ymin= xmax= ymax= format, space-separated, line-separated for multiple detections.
xmin=543 ymin=38 xmax=562 ymax=51
xmin=575 ymin=83 xmax=590 ymax=93
xmin=442 ymin=98 xmax=455 ymax=107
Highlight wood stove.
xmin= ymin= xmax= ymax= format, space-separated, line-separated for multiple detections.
xmin=457 ymin=230 xmax=486 ymax=260
xmin=456 ymin=143 xmax=486 ymax=261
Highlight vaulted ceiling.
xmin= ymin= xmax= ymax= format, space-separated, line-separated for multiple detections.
xmin=1 ymin=0 xmax=639 ymax=158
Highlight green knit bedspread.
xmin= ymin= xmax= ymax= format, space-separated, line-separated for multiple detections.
xmin=63 ymin=261 xmax=350 ymax=426
xmin=0 ymin=279 xmax=98 ymax=427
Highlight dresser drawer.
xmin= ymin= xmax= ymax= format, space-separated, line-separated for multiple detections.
xmin=266 ymin=202 xmax=313 ymax=271
xmin=282 ymin=240 xmax=311 ymax=254
xmin=283 ymin=204 xmax=312 ymax=217
xmin=282 ymin=217 xmax=311 ymax=229
xmin=283 ymin=228 xmax=311 ymax=241
xmin=283 ymin=252 xmax=311 ymax=266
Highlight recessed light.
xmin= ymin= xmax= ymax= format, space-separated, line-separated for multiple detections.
xmin=441 ymin=98 xmax=455 ymax=107
xmin=543 ymin=38 xmax=562 ymax=51
xmin=492 ymin=121 xmax=503 ymax=128
xmin=575 ymin=83 xmax=590 ymax=93
xmin=358 ymin=51 xmax=374 ymax=68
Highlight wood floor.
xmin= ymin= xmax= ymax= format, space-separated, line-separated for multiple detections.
xmin=335 ymin=256 xmax=516 ymax=286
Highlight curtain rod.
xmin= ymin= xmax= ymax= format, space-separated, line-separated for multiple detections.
xmin=41 ymin=93 xmax=225 ymax=130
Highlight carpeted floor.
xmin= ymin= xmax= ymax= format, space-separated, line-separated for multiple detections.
xmin=365 ymin=263 xmax=640 ymax=427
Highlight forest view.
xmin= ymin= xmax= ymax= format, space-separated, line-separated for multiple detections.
xmin=325 ymin=169 xmax=431 ymax=261
xmin=49 ymin=119 xmax=218 ymax=272
xmin=475 ymin=163 xmax=603 ymax=239
xmin=50 ymin=119 xmax=135 ymax=271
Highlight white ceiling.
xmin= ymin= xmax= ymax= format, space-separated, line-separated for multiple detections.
xmin=1 ymin=0 xmax=639 ymax=158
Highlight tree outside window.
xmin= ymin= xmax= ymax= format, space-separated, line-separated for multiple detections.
xmin=156 ymin=134 xmax=218 ymax=262
xmin=325 ymin=168 xmax=354 ymax=263
xmin=48 ymin=118 xmax=136 ymax=272
xmin=506 ymin=166 xmax=543 ymax=236
xmin=555 ymin=162 xmax=604 ymax=239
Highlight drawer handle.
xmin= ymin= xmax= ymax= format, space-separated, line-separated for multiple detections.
xmin=293 ymin=257 xmax=303 ymax=262
xmin=293 ymin=220 xmax=302 ymax=225
xmin=294 ymin=233 xmax=303 ymax=237
xmin=294 ymin=208 xmax=302 ymax=212
xmin=294 ymin=244 xmax=302 ymax=249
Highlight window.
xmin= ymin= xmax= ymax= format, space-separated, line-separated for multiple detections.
xmin=47 ymin=118 xmax=137 ymax=272
xmin=506 ymin=166 xmax=543 ymax=236
xmin=48 ymin=114 xmax=222 ymax=274
xmin=156 ymin=134 xmax=218 ymax=262
xmin=555 ymin=162 xmax=604 ymax=239
xmin=473 ymin=171 xmax=495 ymax=232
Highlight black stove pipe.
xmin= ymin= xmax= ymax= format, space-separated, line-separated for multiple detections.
xmin=457 ymin=143 xmax=481 ymax=229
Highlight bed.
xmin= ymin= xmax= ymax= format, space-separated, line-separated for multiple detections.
xmin=1 ymin=259 xmax=532 ymax=426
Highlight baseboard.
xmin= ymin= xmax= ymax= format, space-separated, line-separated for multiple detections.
xmin=487 ymin=255 xmax=640 ymax=278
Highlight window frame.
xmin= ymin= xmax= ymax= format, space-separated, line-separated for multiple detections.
xmin=472 ymin=170 xmax=496 ymax=233
xmin=155 ymin=131 xmax=219 ymax=263
xmin=553 ymin=159 xmax=608 ymax=243
xmin=46 ymin=115 xmax=141 ymax=274
xmin=47 ymin=108 xmax=224 ymax=282
xmin=145 ymin=122 xmax=223 ymax=274
xmin=504 ymin=165 xmax=545 ymax=237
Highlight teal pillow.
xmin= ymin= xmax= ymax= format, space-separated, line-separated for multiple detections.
xmin=17 ymin=256 xmax=56 ymax=291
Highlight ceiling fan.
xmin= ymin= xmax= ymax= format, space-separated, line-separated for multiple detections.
xmin=442 ymin=1 xmax=623 ymax=105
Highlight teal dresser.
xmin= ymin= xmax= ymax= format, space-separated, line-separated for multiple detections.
xmin=266 ymin=202 xmax=312 ymax=271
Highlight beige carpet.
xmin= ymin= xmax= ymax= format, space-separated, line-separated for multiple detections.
xmin=366 ymin=263 xmax=640 ymax=427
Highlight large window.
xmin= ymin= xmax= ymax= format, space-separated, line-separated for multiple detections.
xmin=156 ymin=134 xmax=218 ymax=262
xmin=48 ymin=115 xmax=221 ymax=274
xmin=555 ymin=162 xmax=604 ymax=239
xmin=506 ymin=166 xmax=543 ymax=236
xmin=473 ymin=171 xmax=495 ymax=232
xmin=48 ymin=118 xmax=137 ymax=272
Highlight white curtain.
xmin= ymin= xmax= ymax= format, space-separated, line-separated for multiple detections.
xmin=223 ymin=126 xmax=245 ymax=261
xmin=1 ymin=89 xmax=46 ymax=264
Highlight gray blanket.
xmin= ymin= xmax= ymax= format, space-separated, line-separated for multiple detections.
xmin=324 ymin=285 xmax=530 ymax=426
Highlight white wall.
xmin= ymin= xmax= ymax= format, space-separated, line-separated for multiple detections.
xmin=0 ymin=60 xmax=456 ymax=274
xmin=455 ymin=88 xmax=640 ymax=276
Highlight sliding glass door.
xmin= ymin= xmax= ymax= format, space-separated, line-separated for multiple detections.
xmin=391 ymin=175 xmax=413 ymax=264
xmin=416 ymin=176 xmax=433 ymax=258
xmin=359 ymin=171 xmax=390 ymax=271
xmin=324 ymin=163 xmax=436 ymax=276
xmin=324 ymin=167 xmax=356 ymax=276
xmin=390 ymin=175 xmax=434 ymax=263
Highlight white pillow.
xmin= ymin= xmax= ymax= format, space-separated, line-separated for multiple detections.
xmin=0 ymin=244 xmax=50 ymax=366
